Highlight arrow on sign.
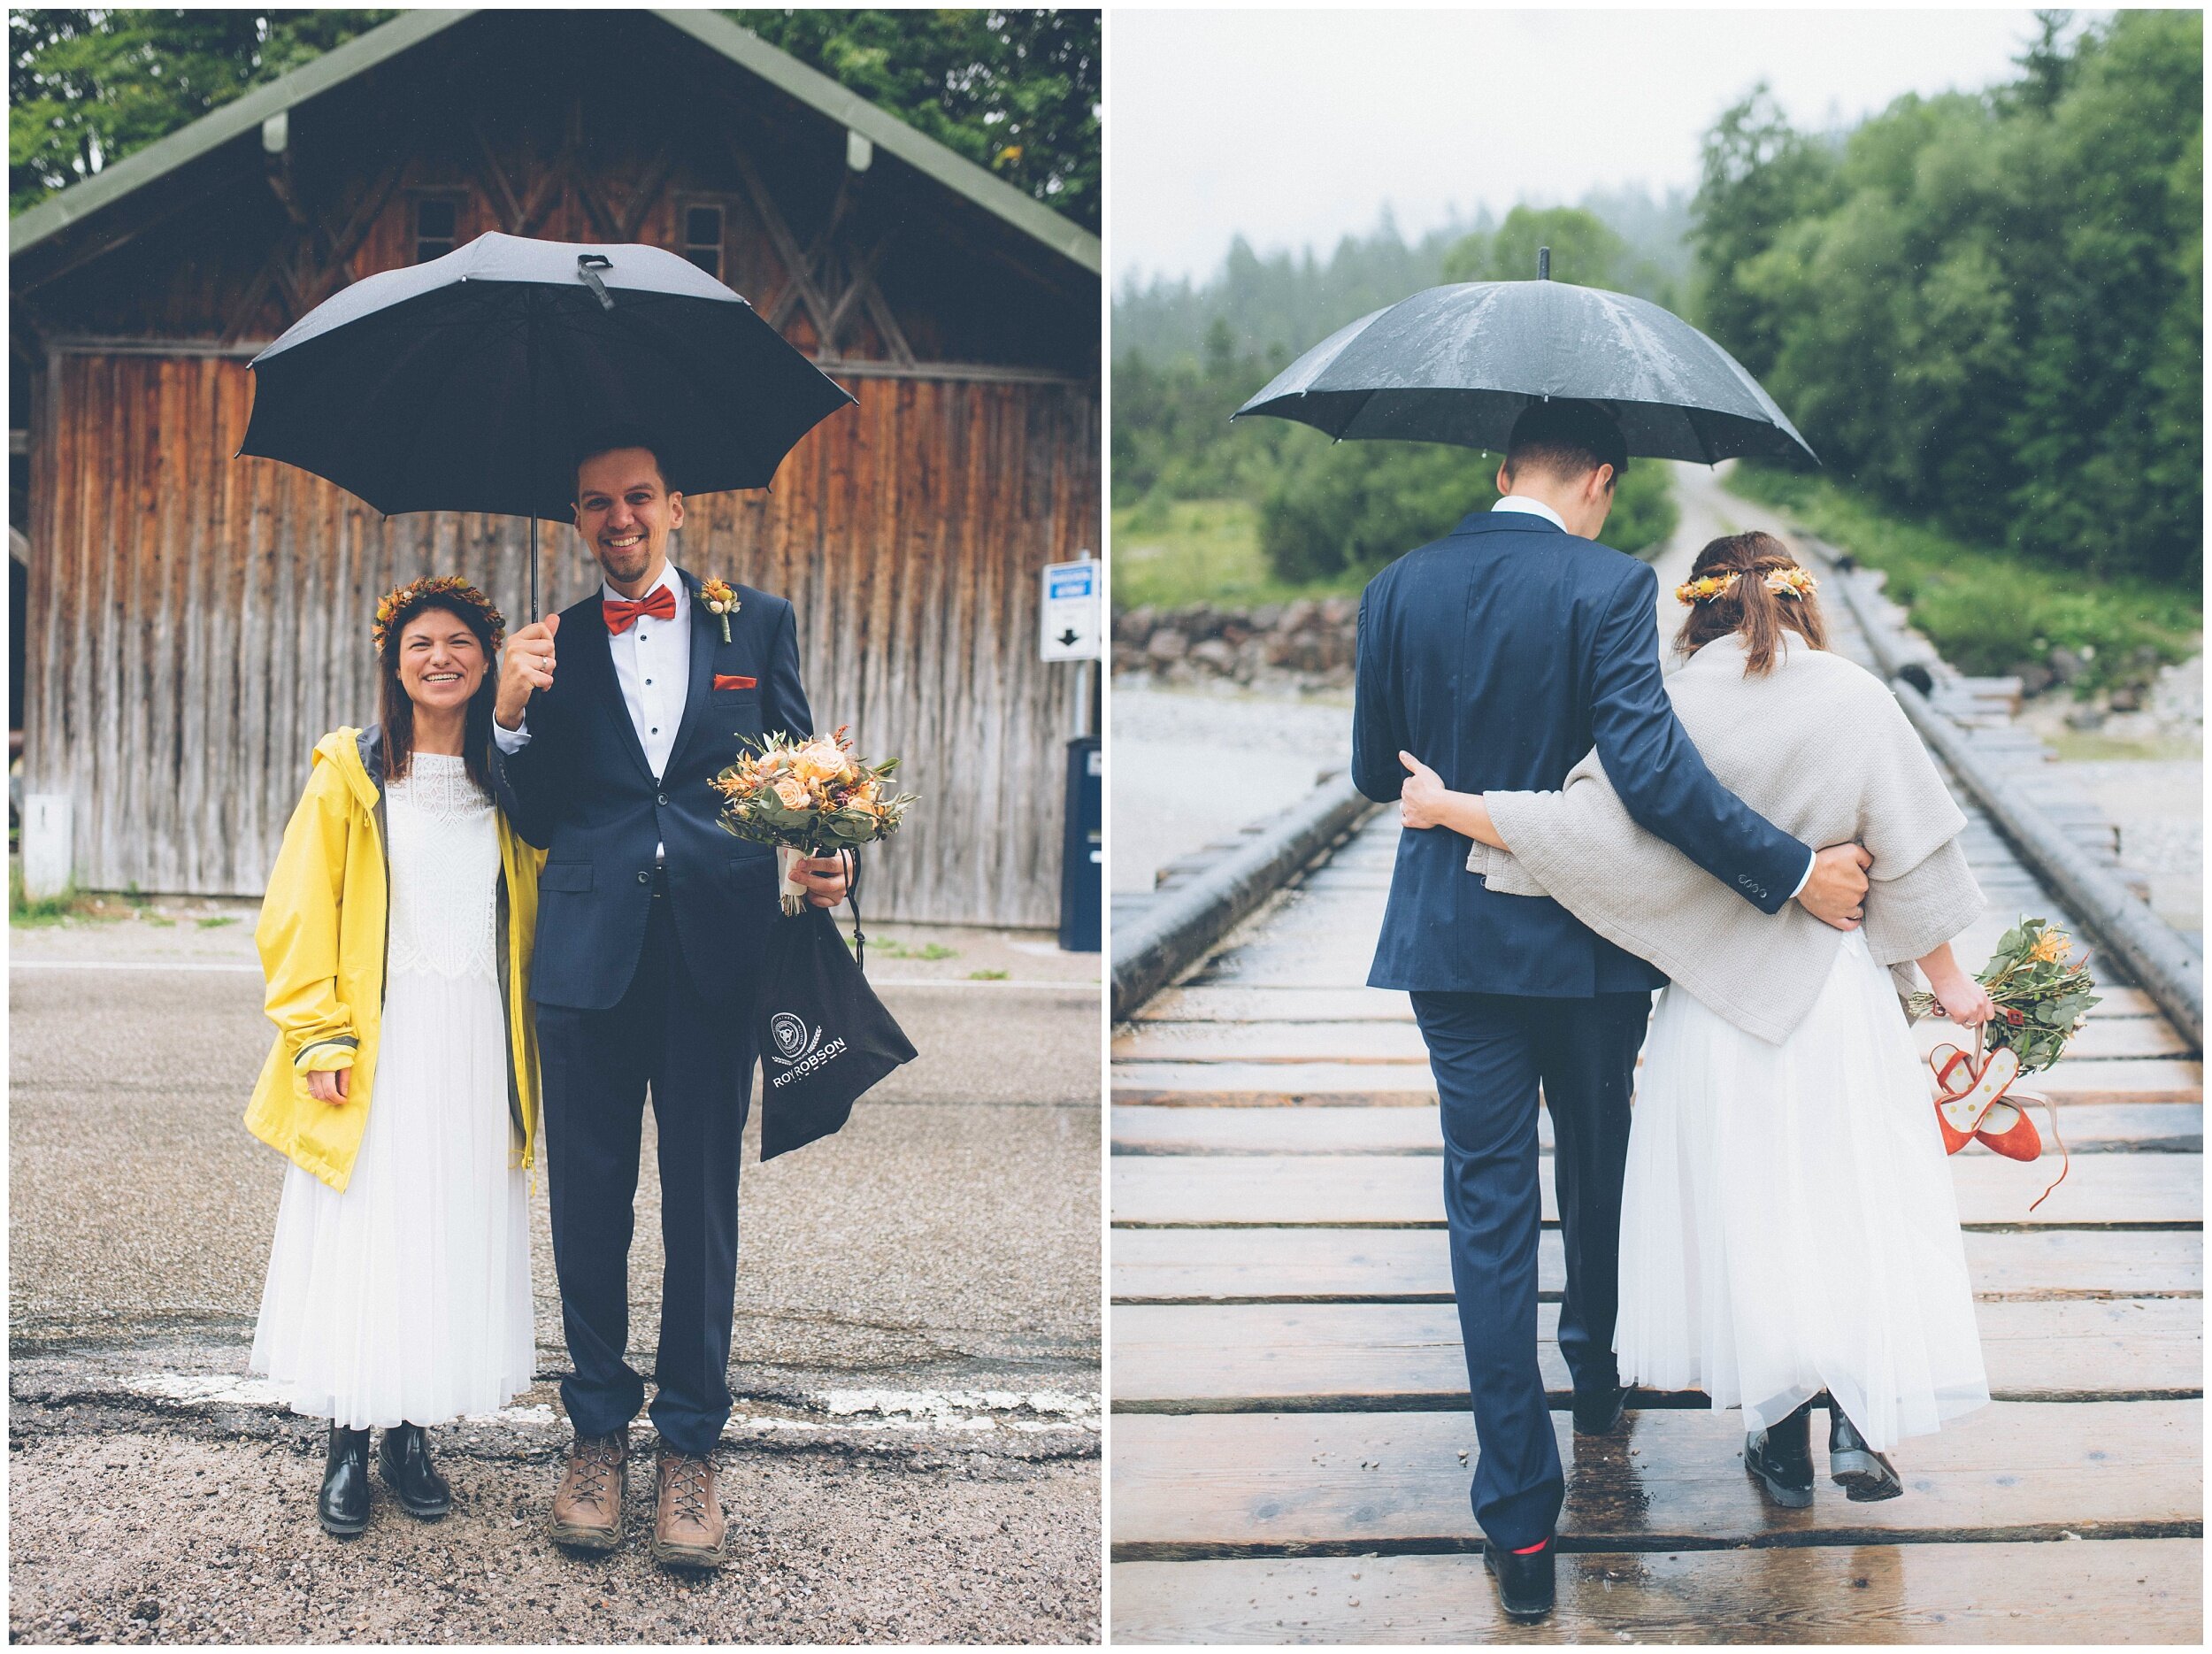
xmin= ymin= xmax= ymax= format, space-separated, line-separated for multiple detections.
xmin=1057 ymin=628 xmax=1081 ymax=647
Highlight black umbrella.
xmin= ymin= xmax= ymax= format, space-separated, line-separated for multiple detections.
xmin=1234 ymin=250 xmax=1816 ymax=465
xmin=240 ymin=230 xmax=856 ymax=613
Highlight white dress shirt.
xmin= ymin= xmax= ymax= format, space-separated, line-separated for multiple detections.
xmin=1490 ymin=494 xmax=1568 ymax=531
xmin=1487 ymin=494 xmax=1816 ymax=900
xmin=491 ymin=563 xmax=691 ymax=863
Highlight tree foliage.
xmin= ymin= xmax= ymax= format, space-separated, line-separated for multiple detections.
xmin=726 ymin=9 xmax=1098 ymax=234
xmin=12 ymin=11 xmax=1101 ymax=235
xmin=1443 ymin=204 xmax=1678 ymax=307
xmin=1694 ymin=12 xmax=2201 ymax=582
xmin=1113 ymin=199 xmax=1687 ymax=585
xmin=11 ymin=10 xmax=394 ymax=213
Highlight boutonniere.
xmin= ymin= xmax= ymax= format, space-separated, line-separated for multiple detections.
xmin=700 ymin=578 xmax=741 ymax=643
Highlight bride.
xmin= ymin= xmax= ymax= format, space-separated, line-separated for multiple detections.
xmin=1399 ymin=531 xmax=1993 ymax=1504
xmin=244 ymin=575 xmax=543 ymax=1535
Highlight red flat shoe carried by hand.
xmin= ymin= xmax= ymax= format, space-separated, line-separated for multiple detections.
xmin=1929 ymin=1043 xmax=2017 ymax=1154
xmin=1973 ymin=1100 xmax=2041 ymax=1162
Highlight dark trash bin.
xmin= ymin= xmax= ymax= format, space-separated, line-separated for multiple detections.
xmin=1059 ymin=735 xmax=1102 ymax=952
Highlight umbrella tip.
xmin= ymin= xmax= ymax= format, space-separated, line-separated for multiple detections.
xmin=1538 ymin=246 xmax=1550 ymax=281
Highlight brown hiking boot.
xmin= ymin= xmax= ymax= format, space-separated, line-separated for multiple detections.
xmin=548 ymin=1428 xmax=627 ymax=1552
xmin=651 ymin=1443 xmax=727 ymax=1570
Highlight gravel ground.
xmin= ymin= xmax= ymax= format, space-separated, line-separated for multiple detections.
xmin=1110 ymin=687 xmax=1351 ymax=896
xmin=9 ymin=1410 xmax=1096 ymax=1645
xmin=10 ymin=914 xmax=1103 ymax=1643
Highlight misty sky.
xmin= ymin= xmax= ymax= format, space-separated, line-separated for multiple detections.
xmin=1111 ymin=9 xmax=2090 ymax=286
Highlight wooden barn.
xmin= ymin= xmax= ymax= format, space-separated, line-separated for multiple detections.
xmin=9 ymin=8 xmax=1100 ymax=927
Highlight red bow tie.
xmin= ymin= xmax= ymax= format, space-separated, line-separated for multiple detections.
xmin=603 ymin=586 xmax=677 ymax=634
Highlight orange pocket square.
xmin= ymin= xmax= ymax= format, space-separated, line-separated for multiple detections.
xmin=714 ymin=674 xmax=757 ymax=690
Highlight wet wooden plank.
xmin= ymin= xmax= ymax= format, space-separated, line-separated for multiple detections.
xmin=1115 ymin=1017 xmax=2193 ymax=1065
xmin=1109 ymin=1299 xmax=2201 ymax=1406
xmin=1115 ymin=1058 xmax=2202 ymax=1106
xmin=1112 ymin=1152 xmax=2204 ymax=1228
xmin=1111 ymin=1103 xmax=2200 ymax=1158
xmin=1111 ymin=1227 xmax=2204 ymax=1305
xmin=1133 ymin=983 xmax=2166 ymax=1025
xmin=1110 ymin=1539 xmax=2203 ymax=1644
xmin=1110 ymin=1402 xmax=2202 ymax=1554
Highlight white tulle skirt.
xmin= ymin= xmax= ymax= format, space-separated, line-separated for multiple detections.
xmin=1614 ymin=929 xmax=1991 ymax=1450
xmin=250 ymin=969 xmax=534 ymax=1429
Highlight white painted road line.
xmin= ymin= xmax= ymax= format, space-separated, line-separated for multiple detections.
xmin=112 ymin=1372 xmax=1101 ymax=1435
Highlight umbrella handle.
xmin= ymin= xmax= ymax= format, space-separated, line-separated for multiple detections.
xmin=576 ymin=253 xmax=615 ymax=312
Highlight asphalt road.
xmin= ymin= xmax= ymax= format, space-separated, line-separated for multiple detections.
xmin=9 ymin=919 xmax=1103 ymax=1644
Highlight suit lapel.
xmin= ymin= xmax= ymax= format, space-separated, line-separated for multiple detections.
xmin=664 ymin=567 xmax=719 ymax=772
xmin=583 ymin=596 xmax=657 ymax=787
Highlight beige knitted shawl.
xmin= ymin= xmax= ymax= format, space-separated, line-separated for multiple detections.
xmin=1473 ymin=634 xmax=1984 ymax=1043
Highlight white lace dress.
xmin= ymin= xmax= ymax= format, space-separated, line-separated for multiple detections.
xmin=250 ymin=754 xmax=534 ymax=1428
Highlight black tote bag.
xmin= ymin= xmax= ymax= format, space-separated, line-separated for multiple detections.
xmin=754 ymin=854 xmax=917 ymax=1160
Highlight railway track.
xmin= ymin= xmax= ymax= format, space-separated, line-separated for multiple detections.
xmin=1107 ymin=493 xmax=2202 ymax=1643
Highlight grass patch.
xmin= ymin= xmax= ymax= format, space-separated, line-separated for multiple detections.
xmin=865 ymin=937 xmax=957 ymax=962
xmin=1728 ymin=465 xmax=2200 ymax=692
xmin=1110 ymin=497 xmax=1358 ymax=612
xmin=967 ymin=967 xmax=1010 ymax=981
xmin=8 ymin=863 xmax=113 ymax=927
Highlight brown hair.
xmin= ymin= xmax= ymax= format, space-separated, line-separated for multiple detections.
xmin=1672 ymin=531 xmax=1829 ymax=676
xmin=377 ymin=594 xmax=501 ymax=794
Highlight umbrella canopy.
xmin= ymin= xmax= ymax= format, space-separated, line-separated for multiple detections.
xmin=1233 ymin=274 xmax=1816 ymax=466
xmin=240 ymin=231 xmax=856 ymax=601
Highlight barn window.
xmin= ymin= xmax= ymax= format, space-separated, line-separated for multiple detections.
xmin=682 ymin=204 xmax=723 ymax=278
xmin=414 ymin=197 xmax=459 ymax=263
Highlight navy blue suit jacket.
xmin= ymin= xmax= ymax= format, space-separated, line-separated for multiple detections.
xmin=491 ymin=567 xmax=810 ymax=1012
xmin=1352 ymin=510 xmax=1813 ymax=997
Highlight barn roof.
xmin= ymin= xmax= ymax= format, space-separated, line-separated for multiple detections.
xmin=9 ymin=8 xmax=1100 ymax=275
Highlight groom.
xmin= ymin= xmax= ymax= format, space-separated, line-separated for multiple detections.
xmin=1350 ymin=400 xmax=1870 ymax=1619
xmin=491 ymin=434 xmax=849 ymax=1571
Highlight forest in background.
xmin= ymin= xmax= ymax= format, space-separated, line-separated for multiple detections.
xmin=1114 ymin=9 xmax=2201 ymax=643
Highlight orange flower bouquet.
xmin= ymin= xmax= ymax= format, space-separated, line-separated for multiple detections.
xmin=710 ymin=727 xmax=917 ymax=914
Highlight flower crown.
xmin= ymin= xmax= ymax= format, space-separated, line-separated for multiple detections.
xmin=372 ymin=575 xmax=507 ymax=654
xmin=1674 ymin=565 xmax=1818 ymax=605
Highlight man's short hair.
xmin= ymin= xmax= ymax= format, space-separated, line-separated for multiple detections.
xmin=571 ymin=428 xmax=670 ymax=499
xmin=1502 ymin=399 xmax=1628 ymax=486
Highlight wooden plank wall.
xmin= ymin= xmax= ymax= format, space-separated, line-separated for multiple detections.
xmin=23 ymin=350 xmax=1097 ymax=925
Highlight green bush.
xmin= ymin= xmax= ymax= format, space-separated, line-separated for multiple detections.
xmin=1729 ymin=463 xmax=2199 ymax=691
xmin=1260 ymin=442 xmax=1677 ymax=584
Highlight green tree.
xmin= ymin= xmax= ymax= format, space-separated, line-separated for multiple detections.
xmin=12 ymin=12 xmax=1101 ymax=235
xmin=726 ymin=9 xmax=1098 ymax=234
xmin=11 ymin=10 xmax=394 ymax=213
xmin=1688 ymin=85 xmax=1839 ymax=381
xmin=1694 ymin=13 xmax=2200 ymax=582
xmin=1259 ymin=437 xmax=1677 ymax=584
xmin=1442 ymin=204 xmax=1666 ymax=301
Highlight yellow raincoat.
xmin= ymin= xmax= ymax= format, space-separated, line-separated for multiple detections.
xmin=244 ymin=727 xmax=545 ymax=1191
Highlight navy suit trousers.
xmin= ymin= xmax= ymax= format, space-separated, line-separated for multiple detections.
xmin=537 ymin=890 xmax=756 ymax=1457
xmin=1409 ymin=989 xmax=1652 ymax=1549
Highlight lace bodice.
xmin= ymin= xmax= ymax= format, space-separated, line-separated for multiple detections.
xmin=384 ymin=753 xmax=499 ymax=981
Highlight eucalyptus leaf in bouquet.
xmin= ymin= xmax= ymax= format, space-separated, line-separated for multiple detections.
xmin=1909 ymin=917 xmax=2101 ymax=1074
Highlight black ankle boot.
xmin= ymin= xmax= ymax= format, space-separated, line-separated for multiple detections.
xmin=378 ymin=1422 xmax=452 ymax=1518
xmin=1743 ymin=1399 xmax=1815 ymax=1508
xmin=319 ymin=1426 xmax=372 ymax=1536
xmin=1828 ymin=1406 xmax=1904 ymax=1502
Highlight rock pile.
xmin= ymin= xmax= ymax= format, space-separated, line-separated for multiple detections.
xmin=1111 ymin=599 xmax=1359 ymax=690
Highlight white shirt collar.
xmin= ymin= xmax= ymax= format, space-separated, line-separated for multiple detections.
xmin=602 ymin=560 xmax=684 ymax=607
xmin=1491 ymin=496 xmax=1567 ymax=532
